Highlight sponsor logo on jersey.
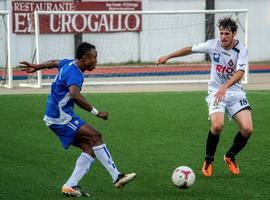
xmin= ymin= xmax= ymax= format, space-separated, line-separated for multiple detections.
xmin=213 ymin=53 xmax=220 ymax=63
xmin=221 ymin=51 xmax=231 ymax=56
xmin=228 ymin=59 xmax=234 ymax=66
xmin=216 ymin=64 xmax=235 ymax=81
xmin=216 ymin=65 xmax=234 ymax=74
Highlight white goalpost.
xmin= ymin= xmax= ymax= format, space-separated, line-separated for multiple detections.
xmin=0 ymin=10 xmax=12 ymax=88
xmin=19 ymin=9 xmax=248 ymax=88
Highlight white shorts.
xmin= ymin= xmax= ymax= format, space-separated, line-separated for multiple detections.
xmin=205 ymin=92 xmax=251 ymax=120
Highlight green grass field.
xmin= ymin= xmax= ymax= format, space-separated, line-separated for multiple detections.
xmin=0 ymin=91 xmax=270 ymax=200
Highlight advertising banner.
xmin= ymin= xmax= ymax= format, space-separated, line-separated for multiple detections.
xmin=12 ymin=1 xmax=142 ymax=33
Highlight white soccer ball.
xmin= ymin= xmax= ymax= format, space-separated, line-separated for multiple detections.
xmin=171 ymin=166 xmax=195 ymax=189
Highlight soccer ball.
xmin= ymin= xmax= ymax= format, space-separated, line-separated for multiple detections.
xmin=171 ymin=166 xmax=195 ymax=189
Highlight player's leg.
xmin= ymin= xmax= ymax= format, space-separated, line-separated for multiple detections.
xmin=203 ymin=93 xmax=226 ymax=177
xmin=48 ymin=121 xmax=92 ymax=197
xmin=224 ymin=109 xmax=253 ymax=175
xmin=234 ymin=109 xmax=253 ymax=137
xmin=62 ymin=141 xmax=94 ymax=197
xmin=202 ymin=112 xmax=224 ymax=176
xmin=59 ymin=120 xmax=93 ymax=197
xmin=208 ymin=112 xmax=224 ymax=161
xmin=228 ymin=109 xmax=253 ymax=156
xmin=76 ymin=123 xmax=136 ymax=188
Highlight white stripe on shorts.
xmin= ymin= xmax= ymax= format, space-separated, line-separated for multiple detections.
xmin=67 ymin=123 xmax=76 ymax=131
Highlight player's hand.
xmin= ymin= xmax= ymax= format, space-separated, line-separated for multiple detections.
xmin=97 ymin=111 xmax=108 ymax=120
xmin=156 ymin=56 xmax=168 ymax=65
xmin=214 ymin=85 xmax=227 ymax=103
xmin=19 ymin=61 xmax=39 ymax=73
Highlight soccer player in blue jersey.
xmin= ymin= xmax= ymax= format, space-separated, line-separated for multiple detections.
xmin=20 ymin=42 xmax=136 ymax=197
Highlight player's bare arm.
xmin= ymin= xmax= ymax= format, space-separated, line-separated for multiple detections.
xmin=156 ymin=46 xmax=192 ymax=65
xmin=68 ymin=85 xmax=108 ymax=120
xmin=20 ymin=60 xmax=60 ymax=73
xmin=215 ymin=70 xmax=245 ymax=102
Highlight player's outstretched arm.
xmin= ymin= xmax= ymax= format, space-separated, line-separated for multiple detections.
xmin=19 ymin=60 xmax=60 ymax=73
xmin=156 ymin=46 xmax=193 ymax=65
xmin=69 ymin=85 xmax=108 ymax=120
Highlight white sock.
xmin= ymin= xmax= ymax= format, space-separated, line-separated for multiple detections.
xmin=93 ymin=144 xmax=120 ymax=182
xmin=65 ymin=152 xmax=95 ymax=187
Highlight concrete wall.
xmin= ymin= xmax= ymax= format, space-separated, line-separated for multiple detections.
xmin=0 ymin=0 xmax=269 ymax=67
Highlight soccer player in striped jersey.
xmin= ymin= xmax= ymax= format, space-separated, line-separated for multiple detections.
xmin=156 ymin=17 xmax=253 ymax=177
xmin=20 ymin=42 xmax=136 ymax=197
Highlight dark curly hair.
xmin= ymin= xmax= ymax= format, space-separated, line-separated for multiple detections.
xmin=218 ymin=17 xmax=238 ymax=33
xmin=75 ymin=42 xmax=96 ymax=60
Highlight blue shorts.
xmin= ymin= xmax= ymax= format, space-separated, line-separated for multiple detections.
xmin=48 ymin=117 xmax=85 ymax=149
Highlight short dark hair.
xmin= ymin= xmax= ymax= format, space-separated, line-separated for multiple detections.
xmin=218 ymin=17 xmax=238 ymax=33
xmin=75 ymin=42 xmax=96 ymax=59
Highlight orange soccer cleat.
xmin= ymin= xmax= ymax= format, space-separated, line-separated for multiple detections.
xmin=224 ymin=155 xmax=240 ymax=175
xmin=202 ymin=161 xmax=213 ymax=177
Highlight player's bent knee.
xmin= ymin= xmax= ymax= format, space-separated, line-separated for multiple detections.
xmin=91 ymin=132 xmax=103 ymax=145
xmin=211 ymin=124 xmax=223 ymax=134
xmin=241 ymin=127 xmax=253 ymax=138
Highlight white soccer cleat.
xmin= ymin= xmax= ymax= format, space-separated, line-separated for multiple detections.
xmin=114 ymin=173 xmax=136 ymax=188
